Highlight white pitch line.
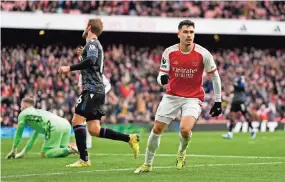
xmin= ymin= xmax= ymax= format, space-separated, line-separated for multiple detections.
xmin=25 ymin=153 xmax=285 ymax=159
xmin=2 ymin=162 xmax=284 ymax=179
xmin=95 ymin=153 xmax=285 ymax=159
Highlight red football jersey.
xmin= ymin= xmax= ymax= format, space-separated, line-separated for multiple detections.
xmin=159 ymin=43 xmax=217 ymax=101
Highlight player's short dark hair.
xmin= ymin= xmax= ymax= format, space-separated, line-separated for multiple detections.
xmin=88 ymin=18 xmax=103 ymax=36
xmin=22 ymin=97 xmax=35 ymax=106
xmin=178 ymin=20 xmax=195 ymax=30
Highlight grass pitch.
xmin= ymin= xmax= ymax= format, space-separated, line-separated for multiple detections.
xmin=1 ymin=131 xmax=285 ymax=182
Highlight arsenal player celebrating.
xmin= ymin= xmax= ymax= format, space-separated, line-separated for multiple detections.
xmin=134 ymin=20 xmax=222 ymax=173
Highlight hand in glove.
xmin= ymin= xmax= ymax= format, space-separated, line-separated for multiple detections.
xmin=15 ymin=148 xmax=26 ymax=159
xmin=209 ymin=102 xmax=222 ymax=117
xmin=6 ymin=149 xmax=16 ymax=159
xmin=161 ymin=75 xmax=169 ymax=85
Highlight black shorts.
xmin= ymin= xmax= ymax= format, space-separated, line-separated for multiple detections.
xmin=230 ymin=101 xmax=247 ymax=114
xmin=75 ymin=91 xmax=106 ymax=121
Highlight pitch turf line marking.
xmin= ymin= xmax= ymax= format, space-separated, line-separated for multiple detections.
xmin=25 ymin=152 xmax=285 ymax=159
xmin=94 ymin=153 xmax=285 ymax=159
xmin=2 ymin=162 xmax=285 ymax=179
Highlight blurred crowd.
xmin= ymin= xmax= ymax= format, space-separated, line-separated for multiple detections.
xmin=2 ymin=1 xmax=285 ymax=21
xmin=1 ymin=44 xmax=285 ymax=127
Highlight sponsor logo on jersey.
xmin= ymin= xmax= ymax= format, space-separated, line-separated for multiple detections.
xmin=172 ymin=67 xmax=198 ymax=78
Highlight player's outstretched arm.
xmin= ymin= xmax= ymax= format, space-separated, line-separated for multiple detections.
xmin=69 ymin=57 xmax=95 ymax=71
xmin=15 ymin=131 xmax=40 ymax=159
xmin=58 ymin=44 xmax=98 ymax=73
xmin=6 ymin=114 xmax=26 ymax=159
xmin=58 ymin=57 xmax=93 ymax=73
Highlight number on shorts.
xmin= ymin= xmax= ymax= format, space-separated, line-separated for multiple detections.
xmin=76 ymin=95 xmax=83 ymax=107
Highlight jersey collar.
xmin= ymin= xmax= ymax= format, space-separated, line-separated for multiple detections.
xmin=179 ymin=43 xmax=195 ymax=55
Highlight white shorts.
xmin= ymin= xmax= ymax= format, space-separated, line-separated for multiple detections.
xmin=155 ymin=94 xmax=202 ymax=124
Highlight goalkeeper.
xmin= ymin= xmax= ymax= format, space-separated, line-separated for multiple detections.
xmin=6 ymin=97 xmax=78 ymax=159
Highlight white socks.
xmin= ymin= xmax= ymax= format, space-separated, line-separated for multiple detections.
xmin=144 ymin=130 xmax=193 ymax=165
xmin=178 ymin=132 xmax=192 ymax=152
xmin=144 ymin=130 xmax=161 ymax=165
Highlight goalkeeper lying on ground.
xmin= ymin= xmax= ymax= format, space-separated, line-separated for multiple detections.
xmin=6 ymin=97 xmax=78 ymax=159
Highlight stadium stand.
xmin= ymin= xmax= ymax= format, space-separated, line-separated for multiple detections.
xmin=1 ymin=1 xmax=285 ymax=21
xmin=1 ymin=44 xmax=284 ymax=126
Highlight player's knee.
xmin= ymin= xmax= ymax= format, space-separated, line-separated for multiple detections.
xmin=230 ymin=112 xmax=237 ymax=119
xmin=229 ymin=116 xmax=235 ymax=123
xmin=88 ymin=129 xmax=100 ymax=137
xmin=87 ymin=123 xmax=101 ymax=137
xmin=152 ymin=126 xmax=164 ymax=135
xmin=152 ymin=120 xmax=167 ymax=134
xmin=71 ymin=118 xmax=81 ymax=126
xmin=180 ymin=127 xmax=191 ymax=138
xmin=71 ymin=114 xmax=86 ymax=126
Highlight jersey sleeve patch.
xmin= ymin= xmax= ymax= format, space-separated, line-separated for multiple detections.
xmin=87 ymin=44 xmax=98 ymax=57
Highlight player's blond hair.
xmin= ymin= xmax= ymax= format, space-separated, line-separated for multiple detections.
xmin=88 ymin=18 xmax=103 ymax=37
xmin=22 ymin=97 xmax=35 ymax=106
